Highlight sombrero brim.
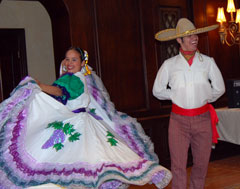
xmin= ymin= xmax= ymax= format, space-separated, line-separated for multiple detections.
xmin=155 ymin=24 xmax=219 ymax=41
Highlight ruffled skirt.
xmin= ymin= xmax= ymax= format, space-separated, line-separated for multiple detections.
xmin=0 ymin=77 xmax=171 ymax=188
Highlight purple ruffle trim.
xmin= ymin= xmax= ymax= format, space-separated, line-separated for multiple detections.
xmin=99 ymin=180 xmax=123 ymax=189
xmin=0 ymin=88 xmax=32 ymax=122
xmin=151 ymin=170 xmax=166 ymax=185
xmin=119 ymin=125 xmax=145 ymax=158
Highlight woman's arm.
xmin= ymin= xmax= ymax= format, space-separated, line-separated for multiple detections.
xmin=36 ymin=79 xmax=63 ymax=96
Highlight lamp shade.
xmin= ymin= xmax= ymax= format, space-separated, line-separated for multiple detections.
xmin=217 ymin=7 xmax=226 ymax=22
xmin=236 ymin=9 xmax=240 ymax=23
xmin=227 ymin=0 xmax=236 ymax=13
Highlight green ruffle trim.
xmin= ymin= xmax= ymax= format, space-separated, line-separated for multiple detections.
xmin=54 ymin=74 xmax=84 ymax=100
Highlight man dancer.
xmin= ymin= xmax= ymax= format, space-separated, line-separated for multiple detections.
xmin=153 ymin=18 xmax=225 ymax=189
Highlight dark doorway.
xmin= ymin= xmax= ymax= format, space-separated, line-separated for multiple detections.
xmin=11 ymin=0 xmax=71 ymax=78
xmin=0 ymin=29 xmax=28 ymax=102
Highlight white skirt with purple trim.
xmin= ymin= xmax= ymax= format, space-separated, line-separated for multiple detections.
xmin=0 ymin=77 xmax=172 ymax=189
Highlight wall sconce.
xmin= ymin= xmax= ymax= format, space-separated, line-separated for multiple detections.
xmin=216 ymin=0 xmax=240 ymax=46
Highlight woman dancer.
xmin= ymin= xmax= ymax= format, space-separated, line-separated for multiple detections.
xmin=0 ymin=47 xmax=172 ymax=188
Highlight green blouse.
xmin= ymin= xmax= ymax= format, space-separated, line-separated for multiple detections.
xmin=53 ymin=73 xmax=84 ymax=104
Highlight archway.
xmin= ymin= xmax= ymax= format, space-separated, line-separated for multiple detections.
xmin=12 ymin=0 xmax=71 ymax=78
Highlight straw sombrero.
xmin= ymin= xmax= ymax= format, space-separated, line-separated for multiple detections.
xmin=155 ymin=18 xmax=219 ymax=41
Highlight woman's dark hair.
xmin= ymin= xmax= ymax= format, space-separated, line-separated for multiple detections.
xmin=68 ymin=47 xmax=85 ymax=61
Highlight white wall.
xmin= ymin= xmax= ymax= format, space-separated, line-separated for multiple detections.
xmin=0 ymin=0 xmax=56 ymax=84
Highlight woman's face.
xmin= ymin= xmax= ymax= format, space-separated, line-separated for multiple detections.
xmin=64 ymin=49 xmax=85 ymax=73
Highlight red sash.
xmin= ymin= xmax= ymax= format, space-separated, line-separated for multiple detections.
xmin=172 ymin=103 xmax=219 ymax=143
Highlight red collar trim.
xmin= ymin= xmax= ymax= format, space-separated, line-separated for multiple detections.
xmin=180 ymin=48 xmax=197 ymax=55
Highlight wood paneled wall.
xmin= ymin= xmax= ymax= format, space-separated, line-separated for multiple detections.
xmin=63 ymin=0 xmax=191 ymax=114
xmin=61 ymin=0 xmax=193 ymax=167
xmin=193 ymin=0 xmax=240 ymax=108
xmin=16 ymin=0 xmax=240 ymax=167
xmin=194 ymin=0 xmax=240 ymax=81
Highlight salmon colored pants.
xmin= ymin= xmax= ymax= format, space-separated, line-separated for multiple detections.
xmin=169 ymin=112 xmax=212 ymax=189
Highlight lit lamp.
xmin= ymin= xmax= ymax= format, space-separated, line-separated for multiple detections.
xmin=227 ymin=0 xmax=236 ymax=22
xmin=236 ymin=9 xmax=240 ymax=33
xmin=216 ymin=0 xmax=240 ymax=46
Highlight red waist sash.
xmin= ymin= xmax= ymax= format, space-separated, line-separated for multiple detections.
xmin=171 ymin=103 xmax=219 ymax=143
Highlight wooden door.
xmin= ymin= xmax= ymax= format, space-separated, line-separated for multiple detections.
xmin=0 ymin=29 xmax=28 ymax=102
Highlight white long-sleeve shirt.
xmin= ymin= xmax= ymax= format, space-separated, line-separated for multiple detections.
xmin=152 ymin=52 xmax=225 ymax=109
